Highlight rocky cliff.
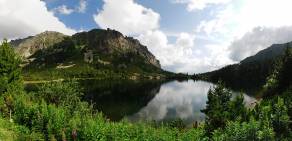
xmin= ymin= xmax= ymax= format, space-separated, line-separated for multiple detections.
xmin=72 ymin=29 xmax=160 ymax=68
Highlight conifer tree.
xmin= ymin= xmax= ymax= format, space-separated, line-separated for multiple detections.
xmin=0 ymin=39 xmax=22 ymax=94
xmin=277 ymin=44 xmax=292 ymax=92
xmin=201 ymin=81 xmax=232 ymax=134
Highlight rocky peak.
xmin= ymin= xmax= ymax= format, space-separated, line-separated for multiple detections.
xmin=11 ymin=31 xmax=67 ymax=58
xmin=73 ymin=29 xmax=161 ymax=68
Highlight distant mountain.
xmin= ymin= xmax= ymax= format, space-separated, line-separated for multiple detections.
xmin=241 ymin=42 xmax=292 ymax=64
xmin=11 ymin=29 xmax=167 ymax=80
xmin=199 ymin=42 xmax=292 ymax=90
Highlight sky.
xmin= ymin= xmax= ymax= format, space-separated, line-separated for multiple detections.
xmin=1 ymin=0 xmax=292 ymax=73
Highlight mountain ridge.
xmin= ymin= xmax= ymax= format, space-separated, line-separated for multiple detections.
xmin=198 ymin=42 xmax=292 ymax=90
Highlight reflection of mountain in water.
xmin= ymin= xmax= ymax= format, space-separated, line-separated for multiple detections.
xmin=82 ymin=80 xmax=163 ymax=121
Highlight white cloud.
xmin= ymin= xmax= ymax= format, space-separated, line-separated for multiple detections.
xmin=93 ymin=0 xmax=160 ymax=35
xmin=196 ymin=0 xmax=292 ymax=62
xmin=138 ymin=31 xmax=195 ymax=72
xmin=53 ymin=5 xmax=74 ymax=15
xmin=77 ymin=0 xmax=87 ymax=13
xmin=0 ymin=0 xmax=75 ymax=40
xmin=229 ymin=26 xmax=292 ymax=61
xmin=196 ymin=5 xmax=235 ymax=37
xmin=138 ymin=30 xmax=233 ymax=73
xmin=173 ymin=0 xmax=231 ymax=11
xmin=53 ymin=0 xmax=87 ymax=15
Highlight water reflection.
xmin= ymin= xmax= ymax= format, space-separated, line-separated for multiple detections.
xmin=82 ymin=80 xmax=162 ymax=120
xmin=126 ymin=80 xmax=211 ymax=125
xmin=82 ymin=79 xmax=257 ymax=125
xmin=126 ymin=80 xmax=256 ymax=125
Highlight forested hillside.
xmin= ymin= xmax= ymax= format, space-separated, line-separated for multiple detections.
xmin=199 ymin=43 xmax=292 ymax=90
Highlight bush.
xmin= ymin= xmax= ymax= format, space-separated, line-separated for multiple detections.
xmin=212 ymin=119 xmax=275 ymax=141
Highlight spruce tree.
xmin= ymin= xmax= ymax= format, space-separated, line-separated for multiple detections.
xmin=201 ymin=81 xmax=232 ymax=134
xmin=277 ymin=44 xmax=292 ymax=92
xmin=0 ymin=39 xmax=22 ymax=94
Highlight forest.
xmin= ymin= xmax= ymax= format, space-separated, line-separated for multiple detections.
xmin=0 ymin=39 xmax=292 ymax=141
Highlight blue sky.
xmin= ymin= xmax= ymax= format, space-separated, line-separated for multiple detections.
xmin=2 ymin=0 xmax=292 ymax=73
xmin=45 ymin=0 xmax=206 ymax=34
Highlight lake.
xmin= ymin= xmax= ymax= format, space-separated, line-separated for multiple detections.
xmin=82 ymin=79 xmax=257 ymax=126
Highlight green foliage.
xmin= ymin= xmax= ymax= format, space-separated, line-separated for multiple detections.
xmin=0 ymin=116 xmax=44 ymax=141
xmin=0 ymin=39 xmax=22 ymax=94
xmin=277 ymin=44 xmax=292 ymax=92
xmin=202 ymin=81 xmax=247 ymax=134
xmin=212 ymin=119 xmax=275 ymax=141
xmin=35 ymin=80 xmax=83 ymax=108
xmin=272 ymin=97 xmax=291 ymax=138
xmin=252 ymin=97 xmax=291 ymax=139
xmin=229 ymin=93 xmax=248 ymax=121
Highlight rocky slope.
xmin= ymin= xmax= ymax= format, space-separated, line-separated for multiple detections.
xmin=71 ymin=29 xmax=160 ymax=68
xmin=11 ymin=31 xmax=67 ymax=58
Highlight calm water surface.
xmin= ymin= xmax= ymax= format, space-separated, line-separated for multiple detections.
xmin=82 ymin=80 xmax=257 ymax=125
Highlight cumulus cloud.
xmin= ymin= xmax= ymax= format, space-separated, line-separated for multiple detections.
xmin=53 ymin=5 xmax=74 ymax=15
xmin=195 ymin=0 xmax=292 ymax=62
xmin=138 ymin=30 xmax=233 ymax=73
xmin=77 ymin=0 xmax=87 ymax=13
xmin=0 ymin=0 xmax=75 ymax=40
xmin=173 ymin=0 xmax=231 ymax=11
xmin=229 ymin=26 xmax=292 ymax=61
xmin=138 ymin=31 xmax=196 ymax=72
xmin=93 ymin=0 xmax=160 ymax=35
xmin=53 ymin=0 xmax=87 ymax=15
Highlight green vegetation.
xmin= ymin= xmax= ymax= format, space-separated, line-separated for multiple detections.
xmin=199 ymin=43 xmax=292 ymax=90
xmin=1 ymin=40 xmax=292 ymax=140
xmin=201 ymin=81 xmax=247 ymax=135
xmin=0 ymin=39 xmax=22 ymax=93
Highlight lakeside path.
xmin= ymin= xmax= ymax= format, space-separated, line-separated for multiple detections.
xmin=24 ymin=79 xmax=65 ymax=84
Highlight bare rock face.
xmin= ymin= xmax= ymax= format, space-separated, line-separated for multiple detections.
xmin=11 ymin=31 xmax=67 ymax=58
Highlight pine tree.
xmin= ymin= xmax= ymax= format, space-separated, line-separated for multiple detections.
xmin=201 ymin=81 xmax=232 ymax=134
xmin=271 ymin=97 xmax=291 ymax=138
xmin=277 ymin=44 xmax=292 ymax=92
xmin=0 ymin=39 xmax=22 ymax=94
xmin=229 ymin=93 xmax=248 ymax=121
xmin=0 ymin=39 xmax=22 ymax=122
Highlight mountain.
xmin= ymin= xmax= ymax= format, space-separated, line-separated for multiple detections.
xmin=71 ymin=29 xmax=160 ymax=68
xmin=241 ymin=42 xmax=292 ymax=64
xmin=11 ymin=31 xmax=68 ymax=58
xmin=199 ymin=42 xmax=292 ymax=91
xmin=11 ymin=29 xmax=168 ymax=80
